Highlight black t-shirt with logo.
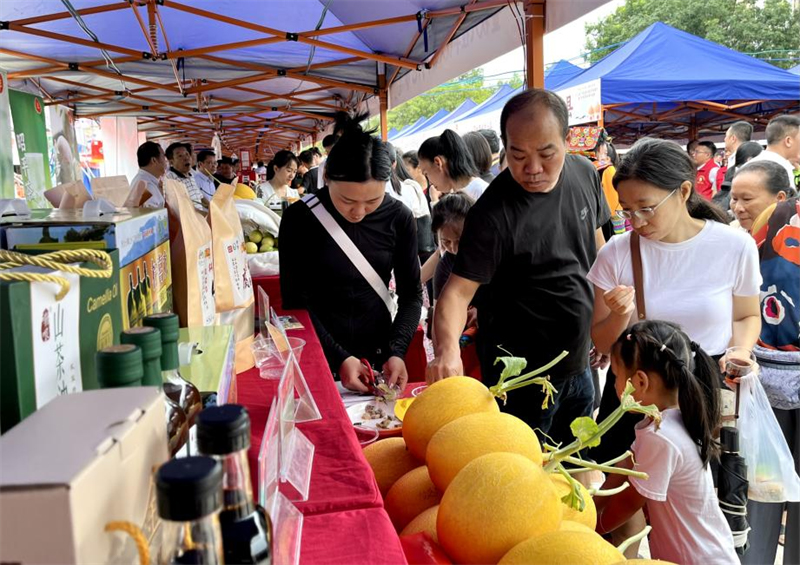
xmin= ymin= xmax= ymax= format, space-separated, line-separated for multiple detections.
xmin=453 ymin=155 xmax=610 ymax=381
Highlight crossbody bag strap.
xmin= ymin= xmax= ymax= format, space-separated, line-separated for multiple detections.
xmin=630 ymin=231 xmax=646 ymax=320
xmin=303 ymin=194 xmax=397 ymax=318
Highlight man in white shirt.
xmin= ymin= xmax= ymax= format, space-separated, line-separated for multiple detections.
xmin=193 ymin=150 xmax=218 ymax=201
xmin=749 ymin=114 xmax=800 ymax=188
xmin=724 ymin=120 xmax=754 ymax=171
xmin=165 ymin=142 xmax=206 ymax=210
xmin=128 ymin=141 xmax=168 ymax=207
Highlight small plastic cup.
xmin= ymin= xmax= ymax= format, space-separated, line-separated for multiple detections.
xmin=353 ymin=426 xmax=379 ymax=448
xmin=253 ymin=337 xmax=306 ymax=380
xmin=724 ymin=346 xmax=756 ymax=379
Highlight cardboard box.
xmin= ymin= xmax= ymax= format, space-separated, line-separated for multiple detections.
xmin=179 ymin=325 xmax=237 ymax=403
xmin=0 ymin=387 xmax=169 ymax=565
xmin=0 ymin=250 xmax=123 ymax=433
xmin=2 ymin=207 xmax=172 ymax=328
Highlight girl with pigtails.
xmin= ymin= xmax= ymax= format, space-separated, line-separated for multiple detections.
xmin=594 ymin=320 xmax=738 ymax=565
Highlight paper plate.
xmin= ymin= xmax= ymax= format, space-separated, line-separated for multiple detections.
xmin=346 ymin=399 xmax=403 ymax=437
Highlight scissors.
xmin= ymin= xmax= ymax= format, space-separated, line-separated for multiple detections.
xmin=359 ymin=358 xmax=400 ymax=402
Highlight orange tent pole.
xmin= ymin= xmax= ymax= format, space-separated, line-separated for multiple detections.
xmin=378 ymin=66 xmax=388 ymax=141
xmin=525 ymin=1 xmax=545 ymax=89
xmin=10 ymin=2 xmax=129 ymax=27
xmin=7 ymin=23 xmax=144 ymax=58
xmin=427 ymin=0 xmax=479 ymax=68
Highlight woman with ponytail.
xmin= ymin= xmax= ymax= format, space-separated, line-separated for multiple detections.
xmin=595 ymin=321 xmax=738 ymax=565
xmin=279 ymin=113 xmax=422 ymax=393
xmin=418 ymin=129 xmax=488 ymax=203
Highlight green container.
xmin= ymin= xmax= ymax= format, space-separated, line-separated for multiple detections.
xmin=0 ymin=249 xmax=122 ymax=433
xmin=96 ymin=344 xmax=144 ymax=388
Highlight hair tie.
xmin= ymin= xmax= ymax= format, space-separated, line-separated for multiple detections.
xmin=626 ymin=333 xmax=633 ymax=341
xmin=660 ymin=344 xmax=667 ymax=352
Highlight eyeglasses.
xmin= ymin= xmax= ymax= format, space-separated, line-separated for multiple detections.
xmin=616 ymin=189 xmax=677 ymax=221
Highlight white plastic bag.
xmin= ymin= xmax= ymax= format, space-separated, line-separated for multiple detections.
xmin=247 ymin=250 xmax=280 ymax=277
xmin=235 ymin=199 xmax=281 ymax=237
xmin=737 ymin=371 xmax=800 ymax=502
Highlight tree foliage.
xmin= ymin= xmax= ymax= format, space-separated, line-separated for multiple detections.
xmin=584 ymin=0 xmax=800 ymax=68
xmin=384 ymin=69 xmax=523 ymax=131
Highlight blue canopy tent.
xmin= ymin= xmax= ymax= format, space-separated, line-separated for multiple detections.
xmin=544 ymin=59 xmax=583 ymax=90
xmin=555 ymin=22 xmax=800 ymax=144
xmin=394 ymin=108 xmax=451 ymax=140
xmin=391 ymin=116 xmax=427 ymax=140
xmin=407 ymin=97 xmax=478 ymax=135
xmin=389 ymin=124 xmax=413 ymax=141
xmin=790 ymin=64 xmax=800 ymax=76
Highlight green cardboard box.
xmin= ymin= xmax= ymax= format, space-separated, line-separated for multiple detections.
xmin=2 ymin=207 xmax=172 ymax=329
xmin=0 ymin=250 xmax=122 ymax=433
xmin=178 ymin=325 xmax=236 ymax=404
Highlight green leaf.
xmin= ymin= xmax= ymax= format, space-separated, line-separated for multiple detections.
xmin=570 ymin=417 xmax=602 ymax=448
xmin=494 ymin=356 xmax=528 ymax=381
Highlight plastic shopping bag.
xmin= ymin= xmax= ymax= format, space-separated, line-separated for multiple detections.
xmin=737 ymin=371 xmax=800 ymax=502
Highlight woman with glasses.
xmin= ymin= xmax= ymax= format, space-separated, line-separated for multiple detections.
xmin=586 ymin=138 xmax=762 ymax=551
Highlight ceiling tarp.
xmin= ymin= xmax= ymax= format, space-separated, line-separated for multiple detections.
xmin=0 ymin=1 xmax=608 ymax=154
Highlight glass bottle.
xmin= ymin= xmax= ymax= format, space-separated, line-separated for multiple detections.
xmin=127 ymin=273 xmax=137 ymax=327
xmin=143 ymin=260 xmax=154 ymax=315
xmin=135 ymin=268 xmax=147 ymax=324
xmin=197 ymin=405 xmax=273 ymax=565
xmin=156 ymin=456 xmax=224 ymax=565
xmin=96 ymin=344 xmax=144 ymax=388
xmin=144 ymin=312 xmax=203 ymax=456
xmin=121 ymin=326 xmax=188 ymax=457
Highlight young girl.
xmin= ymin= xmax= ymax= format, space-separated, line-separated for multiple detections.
xmin=594 ymin=320 xmax=738 ymax=565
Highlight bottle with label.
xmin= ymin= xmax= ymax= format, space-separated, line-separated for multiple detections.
xmin=197 ymin=405 xmax=273 ymax=565
xmin=135 ymin=268 xmax=147 ymax=324
xmin=143 ymin=260 xmax=154 ymax=315
xmin=156 ymin=456 xmax=224 ymax=565
xmin=127 ymin=273 xmax=138 ymax=327
xmin=96 ymin=344 xmax=144 ymax=388
xmin=144 ymin=312 xmax=203 ymax=456
xmin=121 ymin=326 xmax=188 ymax=457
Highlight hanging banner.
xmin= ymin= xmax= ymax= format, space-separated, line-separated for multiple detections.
xmin=99 ymin=116 xmax=139 ymax=183
xmin=556 ymin=79 xmax=602 ymax=126
xmin=48 ymin=104 xmax=82 ymax=187
xmin=0 ymin=70 xmax=14 ymax=200
xmin=9 ymin=89 xmax=52 ymax=207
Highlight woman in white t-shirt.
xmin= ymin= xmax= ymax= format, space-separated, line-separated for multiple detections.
xmin=595 ymin=320 xmax=738 ymax=565
xmin=257 ymin=150 xmax=299 ymax=207
xmin=417 ymin=130 xmax=488 ymax=203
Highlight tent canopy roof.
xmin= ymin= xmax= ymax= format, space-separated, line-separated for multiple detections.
xmin=544 ymin=59 xmax=582 ymax=90
xmin=557 ymin=22 xmax=799 ymax=104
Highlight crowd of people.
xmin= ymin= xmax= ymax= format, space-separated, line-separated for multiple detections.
xmin=122 ymin=88 xmax=799 ymax=565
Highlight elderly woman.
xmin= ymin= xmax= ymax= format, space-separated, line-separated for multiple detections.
xmin=730 ymin=160 xmax=795 ymax=231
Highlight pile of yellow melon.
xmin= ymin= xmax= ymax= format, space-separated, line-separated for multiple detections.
xmin=362 ymin=377 xmax=670 ymax=565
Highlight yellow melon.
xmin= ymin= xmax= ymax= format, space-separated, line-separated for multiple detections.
xmin=403 ymin=376 xmax=499 ymax=460
xmin=559 ymin=520 xmax=595 ymax=533
xmin=362 ymin=437 xmax=423 ymax=497
xmin=385 ymin=467 xmax=442 ymax=531
xmin=438 ymin=452 xmax=562 ymax=565
xmin=400 ymin=505 xmax=439 ymax=543
xmin=550 ymin=474 xmax=598 ymax=529
xmin=426 ymin=412 xmax=542 ymax=490
xmin=498 ymin=531 xmax=624 ymax=565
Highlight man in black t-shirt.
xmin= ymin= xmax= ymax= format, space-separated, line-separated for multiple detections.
xmin=427 ymin=89 xmax=610 ymax=441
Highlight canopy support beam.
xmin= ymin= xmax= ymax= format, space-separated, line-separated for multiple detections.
xmin=378 ymin=64 xmax=388 ymax=141
xmin=525 ymin=1 xmax=545 ymax=89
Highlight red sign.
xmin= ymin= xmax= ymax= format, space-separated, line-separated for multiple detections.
xmin=34 ymin=97 xmax=42 ymax=114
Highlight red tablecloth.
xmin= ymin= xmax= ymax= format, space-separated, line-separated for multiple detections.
xmin=237 ymin=309 xmax=407 ymax=564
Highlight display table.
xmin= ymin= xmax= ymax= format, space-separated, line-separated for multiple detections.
xmin=236 ymin=309 xmax=407 ymax=564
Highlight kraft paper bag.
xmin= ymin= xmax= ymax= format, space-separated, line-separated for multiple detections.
xmin=164 ymin=179 xmax=216 ymax=328
xmin=209 ymin=182 xmax=255 ymax=372
xmin=90 ymin=176 xmax=130 ymax=207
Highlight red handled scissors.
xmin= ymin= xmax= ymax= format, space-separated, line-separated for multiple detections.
xmin=359 ymin=358 xmax=399 ymax=401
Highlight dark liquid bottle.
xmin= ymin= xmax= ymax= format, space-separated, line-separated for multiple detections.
xmin=144 ymin=312 xmax=203 ymax=456
xmin=197 ymin=405 xmax=273 ymax=565
xmin=127 ymin=273 xmax=137 ymax=327
xmin=121 ymin=326 xmax=189 ymax=457
xmin=156 ymin=457 xmax=224 ymax=565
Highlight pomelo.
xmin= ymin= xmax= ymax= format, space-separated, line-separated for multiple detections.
xmin=426 ymin=412 xmax=542 ymax=490
xmin=550 ymin=474 xmax=597 ymax=529
xmin=385 ymin=467 xmax=442 ymax=531
xmin=438 ymin=452 xmax=561 ymax=565
xmin=498 ymin=531 xmax=624 ymax=565
xmin=400 ymin=505 xmax=439 ymax=543
xmin=362 ymin=437 xmax=422 ymax=497
xmin=402 ymin=376 xmax=499 ymax=460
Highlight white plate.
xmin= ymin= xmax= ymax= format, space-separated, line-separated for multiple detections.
xmin=346 ymin=399 xmax=402 ymax=432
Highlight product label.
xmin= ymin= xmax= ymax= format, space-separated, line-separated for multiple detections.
xmin=30 ymin=271 xmax=82 ymax=408
xmin=197 ymin=244 xmax=215 ymax=326
xmin=120 ymin=241 xmax=172 ymax=329
xmin=224 ymin=236 xmax=252 ymax=307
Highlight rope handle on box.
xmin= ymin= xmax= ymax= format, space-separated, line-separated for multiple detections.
xmin=0 ymin=249 xmax=113 ymax=300
xmin=105 ymin=521 xmax=150 ymax=565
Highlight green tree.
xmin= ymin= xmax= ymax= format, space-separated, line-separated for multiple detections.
xmin=584 ymin=0 xmax=800 ymax=68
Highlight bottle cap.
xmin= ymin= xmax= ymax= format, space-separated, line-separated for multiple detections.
xmin=156 ymin=456 xmax=222 ymax=522
xmin=143 ymin=312 xmax=180 ymax=343
xmin=96 ymin=344 xmax=143 ymax=388
xmin=121 ymin=326 xmax=162 ymax=361
xmin=197 ymin=404 xmax=251 ymax=455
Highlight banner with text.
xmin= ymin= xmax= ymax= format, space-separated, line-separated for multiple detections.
xmin=10 ymin=89 xmax=52 ymax=206
xmin=556 ymin=79 xmax=602 ymax=126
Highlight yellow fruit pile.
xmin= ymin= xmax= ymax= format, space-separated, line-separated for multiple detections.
xmin=362 ymin=376 xmax=625 ymax=565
